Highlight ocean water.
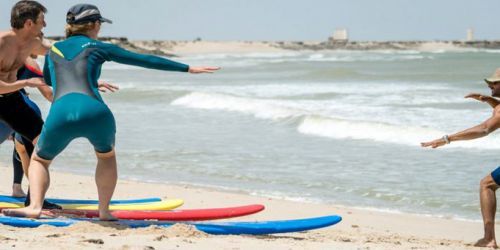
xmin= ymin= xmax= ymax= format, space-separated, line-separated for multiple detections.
xmin=2 ymin=49 xmax=500 ymax=220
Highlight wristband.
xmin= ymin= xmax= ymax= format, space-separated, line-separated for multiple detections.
xmin=442 ymin=135 xmax=450 ymax=144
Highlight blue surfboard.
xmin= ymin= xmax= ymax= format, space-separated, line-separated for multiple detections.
xmin=0 ymin=195 xmax=160 ymax=205
xmin=0 ymin=215 xmax=342 ymax=235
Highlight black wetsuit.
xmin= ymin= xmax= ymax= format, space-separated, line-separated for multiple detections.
xmin=0 ymin=65 xmax=61 ymax=209
xmin=10 ymin=67 xmax=42 ymax=185
xmin=0 ymin=91 xmax=43 ymax=143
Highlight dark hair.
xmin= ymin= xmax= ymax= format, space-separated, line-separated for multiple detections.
xmin=11 ymin=1 xmax=47 ymax=29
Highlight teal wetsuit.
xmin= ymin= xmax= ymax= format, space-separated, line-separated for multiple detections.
xmin=38 ymin=35 xmax=189 ymax=160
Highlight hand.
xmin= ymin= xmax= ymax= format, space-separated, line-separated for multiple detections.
xmin=24 ymin=77 xmax=46 ymax=88
xmin=465 ymin=93 xmax=490 ymax=102
xmin=188 ymin=66 xmax=220 ymax=74
xmin=97 ymin=81 xmax=119 ymax=93
xmin=421 ymin=138 xmax=447 ymax=148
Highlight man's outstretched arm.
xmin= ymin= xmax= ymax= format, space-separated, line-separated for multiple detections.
xmin=0 ymin=78 xmax=46 ymax=94
xmin=421 ymin=106 xmax=500 ymax=148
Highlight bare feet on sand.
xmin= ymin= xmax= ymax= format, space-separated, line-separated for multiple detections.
xmin=2 ymin=207 xmax=42 ymax=218
xmin=474 ymin=238 xmax=498 ymax=248
xmin=99 ymin=211 xmax=118 ymax=221
xmin=11 ymin=184 xmax=26 ymax=197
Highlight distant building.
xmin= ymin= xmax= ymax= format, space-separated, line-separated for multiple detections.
xmin=328 ymin=28 xmax=348 ymax=43
xmin=466 ymin=28 xmax=474 ymax=41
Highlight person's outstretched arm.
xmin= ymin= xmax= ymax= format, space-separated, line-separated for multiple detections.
xmin=0 ymin=78 xmax=44 ymax=94
xmin=101 ymin=43 xmax=219 ymax=74
xmin=465 ymin=93 xmax=500 ymax=109
xmin=421 ymin=106 xmax=500 ymax=148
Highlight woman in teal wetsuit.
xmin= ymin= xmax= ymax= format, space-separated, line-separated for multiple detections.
xmin=3 ymin=4 xmax=219 ymax=220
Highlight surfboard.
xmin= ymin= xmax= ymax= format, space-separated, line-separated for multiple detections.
xmin=0 ymin=199 xmax=184 ymax=211
xmin=0 ymin=215 xmax=342 ymax=235
xmin=49 ymin=204 xmax=265 ymax=221
xmin=0 ymin=195 xmax=161 ymax=205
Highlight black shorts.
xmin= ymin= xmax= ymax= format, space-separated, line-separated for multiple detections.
xmin=0 ymin=91 xmax=43 ymax=142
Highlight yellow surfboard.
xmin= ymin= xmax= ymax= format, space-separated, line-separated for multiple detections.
xmin=0 ymin=199 xmax=184 ymax=211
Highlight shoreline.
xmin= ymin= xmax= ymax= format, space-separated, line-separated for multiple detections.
xmin=0 ymin=165 xmax=490 ymax=249
xmin=42 ymin=165 xmax=483 ymax=223
xmin=45 ymin=37 xmax=500 ymax=56
xmin=127 ymin=40 xmax=500 ymax=56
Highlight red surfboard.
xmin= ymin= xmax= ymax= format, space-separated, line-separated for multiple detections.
xmin=46 ymin=204 xmax=264 ymax=221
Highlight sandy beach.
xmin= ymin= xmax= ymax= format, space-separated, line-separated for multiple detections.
xmin=0 ymin=165 xmax=491 ymax=250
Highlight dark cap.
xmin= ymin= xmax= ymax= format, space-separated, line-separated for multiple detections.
xmin=66 ymin=4 xmax=112 ymax=24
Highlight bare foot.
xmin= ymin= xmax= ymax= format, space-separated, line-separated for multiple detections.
xmin=11 ymin=184 xmax=26 ymax=197
xmin=2 ymin=207 xmax=42 ymax=218
xmin=40 ymin=210 xmax=56 ymax=217
xmin=99 ymin=211 xmax=118 ymax=221
xmin=474 ymin=238 xmax=498 ymax=248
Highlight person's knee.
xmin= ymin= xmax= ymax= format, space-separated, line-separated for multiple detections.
xmin=14 ymin=141 xmax=27 ymax=154
xmin=32 ymin=152 xmax=52 ymax=168
xmin=481 ymin=175 xmax=498 ymax=190
xmin=95 ymin=148 xmax=115 ymax=159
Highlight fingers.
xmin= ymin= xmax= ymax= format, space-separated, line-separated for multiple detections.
xmin=104 ymin=84 xmax=119 ymax=92
xmin=421 ymin=141 xmax=441 ymax=148
xmin=189 ymin=66 xmax=221 ymax=74
xmin=465 ymin=94 xmax=479 ymax=99
xmin=98 ymin=83 xmax=119 ymax=93
xmin=99 ymin=86 xmax=115 ymax=93
xmin=109 ymin=84 xmax=119 ymax=91
xmin=205 ymin=66 xmax=221 ymax=70
xmin=26 ymin=77 xmax=46 ymax=87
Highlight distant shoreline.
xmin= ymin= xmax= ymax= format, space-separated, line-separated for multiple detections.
xmin=47 ymin=36 xmax=500 ymax=56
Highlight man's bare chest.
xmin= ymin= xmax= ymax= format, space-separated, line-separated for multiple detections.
xmin=0 ymin=46 xmax=31 ymax=73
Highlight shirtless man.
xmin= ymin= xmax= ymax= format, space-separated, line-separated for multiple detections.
xmin=0 ymin=1 xmax=48 ymax=93
xmin=0 ymin=1 xmax=56 ymax=208
xmin=422 ymin=68 xmax=500 ymax=248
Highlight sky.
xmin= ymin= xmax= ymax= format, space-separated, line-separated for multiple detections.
xmin=0 ymin=0 xmax=499 ymax=41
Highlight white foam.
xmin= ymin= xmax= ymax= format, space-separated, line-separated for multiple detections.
xmin=297 ymin=115 xmax=500 ymax=149
xmin=482 ymin=49 xmax=500 ymax=54
xmin=171 ymin=92 xmax=305 ymax=120
xmin=298 ymin=115 xmax=440 ymax=145
xmin=171 ymin=91 xmax=500 ymax=149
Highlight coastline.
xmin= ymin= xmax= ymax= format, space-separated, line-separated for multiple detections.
xmin=0 ymin=165 xmax=489 ymax=249
xmin=45 ymin=37 xmax=500 ymax=56
xmin=115 ymin=40 xmax=500 ymax=56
